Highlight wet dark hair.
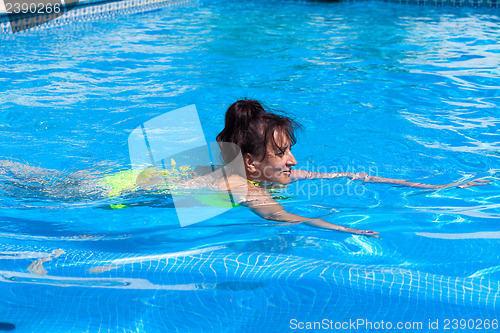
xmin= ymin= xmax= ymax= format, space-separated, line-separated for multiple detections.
xmin=216 ymin=99 xmax=301 ymax=163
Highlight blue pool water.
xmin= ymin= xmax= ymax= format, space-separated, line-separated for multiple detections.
xmin=1 ymin=0 xmax=500 ymax=331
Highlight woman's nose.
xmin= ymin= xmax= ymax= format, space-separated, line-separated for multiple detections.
xmin=288 ymin=152 xmax=297 ymax=166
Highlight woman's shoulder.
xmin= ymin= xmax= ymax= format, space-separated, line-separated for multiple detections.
xmin=221 ymin=175 xmax=277 ymax=206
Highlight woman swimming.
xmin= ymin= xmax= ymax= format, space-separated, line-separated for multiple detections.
xmin=0 ymin=99 xmax=489 ymax=236
xmin=213 ymin=99 xmax=489 ymax=237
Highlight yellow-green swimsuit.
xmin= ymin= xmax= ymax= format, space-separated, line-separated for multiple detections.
xmin=98 ymin=166 xmax=238 ymax=209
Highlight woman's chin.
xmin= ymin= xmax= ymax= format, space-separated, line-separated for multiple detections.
xmin=278 ymin=177 xmax=292 ymax=185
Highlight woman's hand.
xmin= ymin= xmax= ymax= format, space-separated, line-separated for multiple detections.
xmin=351 ymin=173 xmax=492 ymax=190
xmin=341 ymin=226 xmax=380 ymax=238
xmin=354 ymin=229 xmax=380 ymax=238
xmin=457 ymin=178 xmax=491 ymax=188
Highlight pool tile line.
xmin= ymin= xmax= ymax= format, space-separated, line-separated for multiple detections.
xmin=0 ymin=0 xmax=195 ymax=33
xmin=1 ymin=0 xmax=498 ymax=33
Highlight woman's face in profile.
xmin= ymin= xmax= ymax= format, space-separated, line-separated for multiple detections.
xmin=250 ymin=132 xmax=297 ymax=184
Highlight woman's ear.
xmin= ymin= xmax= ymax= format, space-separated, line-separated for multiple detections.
xmin=244 ymin=153 xmax=256 ymax=172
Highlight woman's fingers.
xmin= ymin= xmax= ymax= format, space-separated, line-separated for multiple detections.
xmin=457 ymin=179 xmax=491 ymax=188
xmin=358 ymin=230 xmax=380 ymax=238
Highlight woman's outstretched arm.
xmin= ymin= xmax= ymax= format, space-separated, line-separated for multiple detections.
xmin=249 ymin=200 xmax=379 ymax=237
xmin=230 ymin=178 xmax=379 ymax=237
xmin=291 ymin=170 xmax=490 ymax=189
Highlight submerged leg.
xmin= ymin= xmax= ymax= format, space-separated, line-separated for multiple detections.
xmin=0 ymin=160 xmax=108 ymax=201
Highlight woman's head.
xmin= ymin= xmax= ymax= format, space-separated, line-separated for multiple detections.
xmin=216 ymin=99 xmax=301 ymax=184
